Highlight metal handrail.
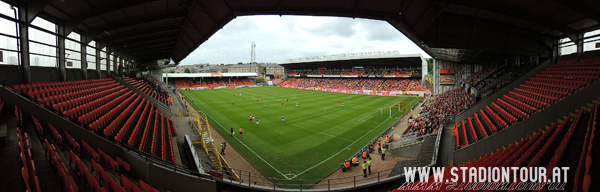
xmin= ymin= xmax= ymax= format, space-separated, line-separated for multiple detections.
xmin=215 ymin=148 xmax=440 ymax=190
xmin=2 ymin=81 xmax=442 ymax=190
xmin=0 ymin=82 xmax=203 ymax=178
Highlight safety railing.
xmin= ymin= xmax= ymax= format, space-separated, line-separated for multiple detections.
xmin=385 ymin=132 xmax=436 ymax=149
xmin=188 ymin=113 xmax=209 ymax=156
xmin=2 ymin=80 xmax=444 ymax=190
xmin=182 ymin=95 xmax=239 ymax=181
xmin=211 ymin=124 xmax=444 ymax=190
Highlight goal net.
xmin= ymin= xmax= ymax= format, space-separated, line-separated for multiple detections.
xmin=389 ymin=101 xmax=409 ymax=119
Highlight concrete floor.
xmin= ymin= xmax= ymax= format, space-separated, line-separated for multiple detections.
xmin=168 ymin=91 xmax=215 ymax=172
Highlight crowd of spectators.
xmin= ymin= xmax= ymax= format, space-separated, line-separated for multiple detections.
xmin=143 ymin=75 xmax=167 ymax=93
xmin=173 ymin=77 xmax=254 ymax=88
xmin=462 ymin=65 xmax=511 ymax=97
xmin=283 ymin=78 xmax=382 ymax=90
xmin=408 ymin=80 xmax=422 ymax=90
xmin=386 ymin=69 xmax=412 ymax=76
xmin=379 ymin=79 xmax=410 ymax=91
xmin=519 ymin=60 xmax=538 ymax=69
xmin=362 ymin=69 xmax=385 ymax=76
xmin=291 ymin=68 xmax=420 ymax=76
xmin=139 ymin=75 xmax=170 ymax=106
xmin=282 ymin=78 xmax=422 ymax=92
xmin=407 ymin=88 xmax=473 ymax=136
xmin=462 ymin=65 xmax=502 ymax=85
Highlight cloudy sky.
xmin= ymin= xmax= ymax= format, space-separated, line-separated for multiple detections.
xmin=179 ymin=15 xmax=430 ymax=65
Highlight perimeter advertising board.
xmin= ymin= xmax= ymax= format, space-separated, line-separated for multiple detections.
xmin=440 ymin=68 xmax=455 ymax=85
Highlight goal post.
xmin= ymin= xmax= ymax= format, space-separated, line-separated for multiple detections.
xmin=389 ymin=101 xmax=409 ymax=118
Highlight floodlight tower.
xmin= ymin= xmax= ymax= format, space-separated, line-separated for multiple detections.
xmin=251 ymin=41 xmax=256 ymax=64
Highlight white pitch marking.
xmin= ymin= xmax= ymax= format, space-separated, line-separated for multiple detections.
xmin=189 ymin=101 xmax=291 ymax=179
xmin=288 ymin=123 xmax=352 ymax=142
xmin=289 ymin=117 xmax=392 ymax=179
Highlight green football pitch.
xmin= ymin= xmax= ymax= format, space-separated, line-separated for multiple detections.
xmin=180 ymin=86 xmax=420 ymax=186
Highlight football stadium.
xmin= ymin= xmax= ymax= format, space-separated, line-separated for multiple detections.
xmin=0 ymin=0 xmax=599 ymax=192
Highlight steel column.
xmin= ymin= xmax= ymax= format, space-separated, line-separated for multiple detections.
xmin=58 ymin=21 xmax=66 ymax=81
xmin=552 ymin=39 xmax=559 ymax=64
xmin=577 ymin=31 xmax=584 ymax=61
xmin=106 ymin=48 xmax=111 ymax=76
xmin=96 ymin=45 xmax=101 ymax=78
xmin=80 ymin=34 xmax=88 ymax=80
xmin=113 ymin=53 xmax=118 ymax=72
xmin=18 ymin=2 xmax=31 ymax=83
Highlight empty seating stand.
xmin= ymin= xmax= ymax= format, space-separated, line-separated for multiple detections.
xmin=7 ymin=78 xmax=177 ymax=163
xmin=17 ymin=127 xmax=42 ymax=192
xmin=395 ymin=99 xmax=599 ymax=192
xmin=123 ymin=77 xmax=170 ymax=106
xmin=41 ymin=118 xmax=163 ymax=192
xmin=45 ymin=140 xmax=77 ymax=192
xmin=454 ymin=58 xmax=600 ymax=148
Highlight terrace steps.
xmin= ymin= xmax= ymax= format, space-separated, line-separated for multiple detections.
xmin=208 ymin=151 xmax=221 ymax=172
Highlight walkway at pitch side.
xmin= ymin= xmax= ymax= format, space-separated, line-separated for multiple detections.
xmin=172 ymin=90 xmax=427 ymax=188
xmin=168 ymin=91 xmax=210 ymax=171
xmin=311 ymin=100 xmax=427 ymax=189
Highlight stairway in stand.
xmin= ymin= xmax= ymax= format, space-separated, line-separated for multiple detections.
xmin=201 ymin=120 xmax=222 ymax=172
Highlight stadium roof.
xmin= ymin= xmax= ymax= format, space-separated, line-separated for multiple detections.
xmin=162 ymin=73 xmax=258 ymax=78
xmin=11 ymin=0 xmax=598 ymax=67
xmin=279 ymin=54 xmax=424 ymax=69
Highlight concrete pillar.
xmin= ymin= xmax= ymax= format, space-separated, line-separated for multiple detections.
xmin=113 ymin=54 xmax=118 ymax=72
xmin=80 ymin=34 xmax=88 ymax=80
xmin=58 ymin=22 xmax=66 ymax=81
xmin=126 ymin=59 xmax=130 ymax=75
xmin=18 ymin=4 xmax=31 ymax=83
xmin=95 ymin=46 xmax=101 ymax=79
xmin=552 ymin=39 xmax=560 ymax=64
xmin=119 ymin=57 xmax=122 ymax=74
xmin=577 ymin=31 xmax=584 ymax=61
xmin=105 ymin=48 xmax=110 ymax=77
xmin=470 ymin=63 xmax=474 ymax=80
xmin=433 ymin=59 xmax=437 ymax=94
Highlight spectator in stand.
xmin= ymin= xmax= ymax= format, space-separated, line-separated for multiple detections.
xmin=406 ymin=88 xmax=472 ymax=135
xmin=282 ymin=68 xmax=423 ymax=92
xmin=462 ymin=65 xmax=502 ymax=86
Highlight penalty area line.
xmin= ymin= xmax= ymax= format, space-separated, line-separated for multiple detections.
xmin=288 ymin=123 xmax=353 ymax=142
xmin=189 ymin=102 xmax=290 ymax=179
xmin=289 ymin=116 xmax=392 ymax=179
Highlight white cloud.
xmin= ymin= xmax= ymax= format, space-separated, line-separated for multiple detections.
xmin=179 ymin=15 xmax=430 ymax=65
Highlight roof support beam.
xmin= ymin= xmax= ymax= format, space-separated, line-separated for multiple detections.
xmin=137 ymin=55 xmax=171 ymax=61
xmin=97 ymin=24 xmax=180 ymax=41
xmin=195 ymin=0 xmax=219 ymax=25
xmin=352 ymin=0 xmax=359 ymax=19
xmin=550 ymin=0 xmax=599 ymax=23
xmin=235 ymin=8 xmax=397 ymax=22
xmin=136 ymin=54 xmax=171 ymax=61
xmin=92 ymin=10 xmax=187 ymax=34
xmin=136 ymin=47 xmax=174 ymax=54
xmin=562 ymin=27 xmax=580 ymax=46
xmin=61 ymin=0 xmax=162 ymax=35
xmin=470 ymin=12 xmax=479 ymax=47
xmin=425 ymin=13 xmax=553 ymax=57
xmin=434 ymin=0 xmax=578 ymax=40
xmin=125 ymin=43 xmax=174 ymax=53
xmin=19 ymin=0 xmax=50 ymax=24
xmin=113 ymin=33 xmax=180 ymax=46
xmin=116 ymin=39 xmax=177 ymax=51
xmin=278 ymin=0 xmax=283 ymax=16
